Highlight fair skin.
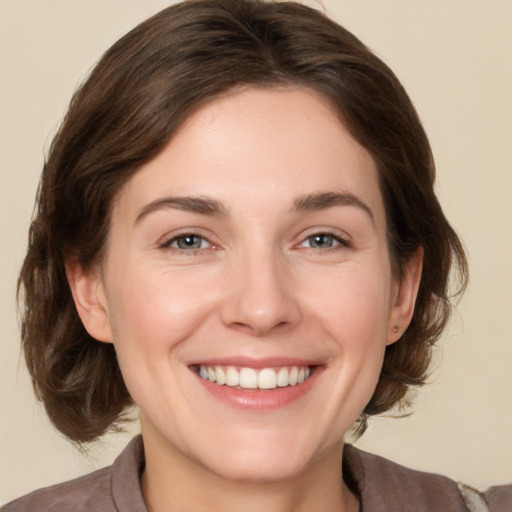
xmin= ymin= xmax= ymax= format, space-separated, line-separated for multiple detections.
xmin=68 ymin=87 xmax=422 ymax=512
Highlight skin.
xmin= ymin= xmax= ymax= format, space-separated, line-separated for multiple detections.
xmin=68 ymin=87 xmax=422 ymax=512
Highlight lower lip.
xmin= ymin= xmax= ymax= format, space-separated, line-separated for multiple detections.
xmin=193 ymin=367 xmax=323 ymax=411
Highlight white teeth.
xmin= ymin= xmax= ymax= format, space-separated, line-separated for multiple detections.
xmin=289 ymin=367 xmax=298 ymax=386
xmin=198 ymin=364 xmax=312 ymax=389
xmin=258 ymin=368 xmax=277 ymax=389
xmin=225 ymin=366 xmax=239 ymax=386
xmin=277 ymin=367 xmax=289 ymax=387
xmin=239 ymin=368 xmax=258 ymax=389
xmin=215 ymin=366 xmax=226 ymax=385
xmin=199 ymin=365 xmax=208 ymax=380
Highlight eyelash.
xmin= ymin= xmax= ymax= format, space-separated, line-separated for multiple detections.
xmin=159 ymin=233 xmax=215 ymax=254
xmin=159 ymin=231 xmax=350 ymax=254
xmin=297 ymin=232 xmax=350 ymax=251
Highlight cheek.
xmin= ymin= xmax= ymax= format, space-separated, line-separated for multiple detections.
xmin=103 ymin=265 xmax=219 ymax=410
xmin=303 ymin=263 xmax=393 ymax=340
xmin=105 ymin=264 xmax=217 ymax=355
xmin=303 ymin=263 xmax=392 ymax=399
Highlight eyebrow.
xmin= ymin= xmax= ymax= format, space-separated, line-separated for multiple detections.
xmin=134 ymin=190 xmax=374 ymax=224
xmin=135 ymin=195 xmax=229 ymax=224
xmin=292 ymin=191 xmax=374 ymax=223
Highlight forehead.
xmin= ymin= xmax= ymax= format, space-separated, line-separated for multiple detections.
xmin=113 ymin=86 xmax=384 ymax=227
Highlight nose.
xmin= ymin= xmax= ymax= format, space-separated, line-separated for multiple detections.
xmin=220 ymin=249 xmax=302 ymax=337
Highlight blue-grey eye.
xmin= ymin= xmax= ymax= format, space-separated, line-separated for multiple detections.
xmin=172 ymin=235 xmax=208 ymax=250
xmin=301 ymin=234 xmax=341 ymax=249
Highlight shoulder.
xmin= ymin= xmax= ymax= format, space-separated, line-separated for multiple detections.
xmin=344 ymin=444 xmax=510 ymax=512
xmin=2 ymin=436 xmax=146 ymax=512
xmin=2 ymin=466 xmax=114 ymax=512
xmin=484 ymin=484 xmax=512 ymax=512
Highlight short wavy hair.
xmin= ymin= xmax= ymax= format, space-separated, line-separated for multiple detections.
xmin=18 ymin=0 xmax=468 ymax=443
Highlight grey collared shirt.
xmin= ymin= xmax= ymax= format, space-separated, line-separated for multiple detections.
xmin=3 ymin=436 xmax=510 ymax=512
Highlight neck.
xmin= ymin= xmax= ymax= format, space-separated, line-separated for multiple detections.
xmin=141 ymin=431 xmax=359 ymax=512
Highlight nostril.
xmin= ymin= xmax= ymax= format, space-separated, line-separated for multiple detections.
xmin=228 ymin=321 xmax=256 ymax=334
xmin=228 ymin=319 xmax=293 ymax=337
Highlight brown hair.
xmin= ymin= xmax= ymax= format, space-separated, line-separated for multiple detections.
xmin=18 ymin=0 xmax=468 ymax=443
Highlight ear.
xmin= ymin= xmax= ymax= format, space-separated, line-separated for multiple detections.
xmin=65 ymin=258 xmax=113 ymax=343
xmin=386 ymin=247 xmax=423 ymax=345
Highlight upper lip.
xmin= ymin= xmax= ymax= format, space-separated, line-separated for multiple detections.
xmin=188 ymin=356 xmax=323 ymax=369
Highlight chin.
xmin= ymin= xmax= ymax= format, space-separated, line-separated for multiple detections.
xmin=202 ymin=449 xmax=313 ymax=484
xmin=189 ymin=426 xmax=334 ymax=484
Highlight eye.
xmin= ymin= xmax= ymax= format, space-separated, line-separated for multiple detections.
xmin=164 ymin=234 xmax=212 ymax=251
xmin=299 ymin=233 xmax=347 ymax=250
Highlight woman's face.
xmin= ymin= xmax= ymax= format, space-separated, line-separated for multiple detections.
xmin=74 ymin=87 xmax=420 ymax=482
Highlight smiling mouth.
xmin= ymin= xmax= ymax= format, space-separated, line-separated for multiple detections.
xmin=195 ymin=365 xmax=314 ymax=390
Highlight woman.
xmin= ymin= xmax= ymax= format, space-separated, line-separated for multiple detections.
xmin=4 ymin=1 xmax=510 ymax=511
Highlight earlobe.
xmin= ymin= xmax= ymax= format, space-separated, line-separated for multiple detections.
xmin=387 ymin=247 xmax=423 ymax=345
xmin=65 ymin=258 xmax=113 ymax=343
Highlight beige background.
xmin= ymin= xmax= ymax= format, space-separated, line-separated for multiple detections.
xmin=1 ymin=0 xmax=511 ymax=505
